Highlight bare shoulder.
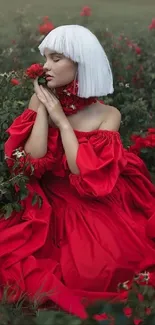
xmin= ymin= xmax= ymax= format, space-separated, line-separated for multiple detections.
xmin=93 ymin=101 xmax=121 ymax=131
xmin=28 ymin=93 xmax=40 ymax=112
xmin=94 ymin=101 xmax=121 ymax=118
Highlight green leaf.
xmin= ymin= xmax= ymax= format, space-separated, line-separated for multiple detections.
xmin=99 ymin=321 xmax=111 ymax=325
xmin=4 ymin=203 xmax=13 ymax=219
xmin=143 ymin=313 xmax=155 ymax=325
xmin=30 ymin=164 xmax=34 ymax=175
xmin=12 ymin=161 xmax=20 ymax=171
xmin=20 ymin=188 xmax=29 ymax=200
xmin=127 ymin=290 xmax=139 ymax=309
xmin=38 ymin=77 xmax=46 ymax=85
xmin=13 ymin=202 xmax=22 ymax=212
xmin=38 ymin=196 xmax=43 ymax=209
xmin=142 ymin=285 xmax=155 ymax=300
xmin=0 ymin=176 xmax=4 ymax=182
xmin=111 ymin=302 xmax=125 ymax=313
xmin=114 ymin=313 xmax=130 ymax=325
xmin=32 ymin=193 xmax=38 ymax=206
xmin=36 ymin=310 xmax=81 ymax=325
xmin=0 ymin=305 xmax=11 ymax=323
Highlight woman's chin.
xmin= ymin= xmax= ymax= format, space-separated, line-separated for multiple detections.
xmin=46 ymin=79 xmax=70 ymax=89
xmin=46 ymin=80 xmax=56 ymax=88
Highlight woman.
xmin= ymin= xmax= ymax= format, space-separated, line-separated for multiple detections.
xmin=1 ymin=25 xmax=155 ymax=318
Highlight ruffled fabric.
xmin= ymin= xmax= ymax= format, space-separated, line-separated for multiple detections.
xmin=5 ymin=109 xmax=58 ymax=178
xmin=69 ymin=130 xmax=127 ymax=198
xmin=1 ymin=108 xmax=155 ymax=319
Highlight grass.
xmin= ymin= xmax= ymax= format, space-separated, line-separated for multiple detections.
xmin=0 ymin=0 xmax=155 ymax=41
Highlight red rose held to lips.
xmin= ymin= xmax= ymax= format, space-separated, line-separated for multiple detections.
xmin=25 ymin=63 xmax=44 ymax=79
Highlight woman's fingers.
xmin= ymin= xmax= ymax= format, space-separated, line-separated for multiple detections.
xmin=34 ymin=79 xmax=43 ymax=99
xmin=40 ymin=86 xmax=58 ymax=103
xmin=33 ymin=78 xmax=40 ymax=93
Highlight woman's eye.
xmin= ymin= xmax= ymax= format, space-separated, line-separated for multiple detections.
xmin=53 ymin=58 xmax=60 ymax=62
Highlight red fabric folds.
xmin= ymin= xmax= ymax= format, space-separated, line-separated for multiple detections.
xmin=1 ymin=108 xmax=155 ymax=319
xmin=5 ymin=109 xmax=57 ymax=178
xmin=69 ymin=130 xmax=127 ymax=198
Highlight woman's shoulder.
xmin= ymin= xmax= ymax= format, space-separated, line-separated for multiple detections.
xmin=28 ymin=93 xmax=41 ymax=112
xmin=95 ymin=100 xmax=121 ymax=117
xmin=92 ymin=101 xmax=121 ymax=132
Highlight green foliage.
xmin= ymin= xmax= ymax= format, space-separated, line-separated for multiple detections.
xmin=0 ymin=150 xmax=42 ymax=219
xmin=1 ymin=277 xmax=155 ymax=324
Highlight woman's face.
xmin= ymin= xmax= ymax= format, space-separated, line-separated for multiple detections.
xmin=43 ymin=48 xmax=77 ymax=88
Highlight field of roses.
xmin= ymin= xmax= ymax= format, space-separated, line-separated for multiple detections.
xmin=0 ymin=8 xmax=155 ymax=216
xmin=0 ymin=8 xmax=155 ymax=323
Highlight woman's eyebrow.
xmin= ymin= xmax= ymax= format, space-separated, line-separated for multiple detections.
xmin=44 ymin=52 xmax=64 ymax=58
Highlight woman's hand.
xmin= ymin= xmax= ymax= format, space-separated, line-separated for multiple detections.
xmin=34 ymin=78 xmax=68 ymax=128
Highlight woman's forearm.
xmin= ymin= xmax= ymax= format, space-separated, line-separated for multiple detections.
xmin=59 ymin=123 xmax=80 ymax=175
xmin=24 ymin=105 xmax=49 ymax=158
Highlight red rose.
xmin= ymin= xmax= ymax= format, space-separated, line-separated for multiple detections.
xmin=132 ymin=72 xmax=143 ymax=87
xmin=95 ymin=313 xmax=108 ymax=321
xmin=126 ymin=40 xmax=142 ymax=55
xmin=130 ymin=134 xmax=141 ymax=142
xmin=118 ymin=35 xmax=123 ymax=41
xmin=11 ymin=78 xmax=20 ymax=86
xmin=142 ymin=136 xmax=153 ymax=147
xmin=124 ymin=308 xmax=142 ymax=325
xmin=134 ymin=319 xmax=142 ymax=325
xmin=137 ymin=293 xmax=144 ymax=302
xmin=39 ymin=20 xmax=54 ymax=35
xmin=127 ymin=40 xmax=134 ymax=49
xmin=124 ymin=307 xmax=132 ymax=317
xmin=129 ymin=134 xmax=144 ymax=154
xmin=126 ymin=65 xmax=132 ymax=70
xmin=80 ymin=6 xmax=92 ymax=16
xmin=134 ymin=46 xmax=142 ymax=55
xmin=130 ymin=131 xmax=155 ymax=153
xmin=146 ymin=307 xmax=151 ymax=315
xmin=26 ymin=63 xmax=44 ymax=79
xmin=147 ymin=134 xmax=155 ymax=147
xmin=129 ymin=144 xmax=141 ymax=155
xmin=149 ymin=18 xmax=155 ymax=30
xmin=118 ymin=76 xmax=124 ymax=81
xmin=148 ymin=128 xmax=155 ymax=134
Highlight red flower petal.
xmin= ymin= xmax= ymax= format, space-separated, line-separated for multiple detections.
xmin=134 ymin=46 xmax=142 ymax=55
xmin=38 ymin=21 xmax=54 ymax=35
xmin=149 ymin=18 xmax=155 ymax=30
xmin=25 ymin=63 xmax=44 ymax=79
xmin=80 ymin=6 xmax=92 ymax=16
xmin=148 ymin=128 xmax=155 ymax=134
xmin=124 ymin=307 xmax=132 ymax=317
xmin=134 ymin=319 xmax=142 ymax=325
xmin=11 ymin=78 xmax=20 ymax=86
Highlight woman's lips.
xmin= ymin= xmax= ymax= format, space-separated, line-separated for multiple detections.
xmin=46 ymin=76 xmax=53 ymax=81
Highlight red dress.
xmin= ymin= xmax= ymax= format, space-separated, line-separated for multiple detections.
xmin=1 ymin=108 xmax=155 ymax=318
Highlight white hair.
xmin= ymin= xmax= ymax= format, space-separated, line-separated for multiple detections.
xmin=38 ymin=25 xmax=114 ymax=98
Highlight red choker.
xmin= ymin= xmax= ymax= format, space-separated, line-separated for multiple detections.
xmin=55 ymin=81 xmax=97 ymax=116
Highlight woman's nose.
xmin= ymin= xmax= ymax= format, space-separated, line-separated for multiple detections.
xmin=43 ymin=61 xmax=50 ymax=71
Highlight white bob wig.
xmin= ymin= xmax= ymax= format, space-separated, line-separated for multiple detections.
xmin=38 ymin=25 xmax=114 ymax=98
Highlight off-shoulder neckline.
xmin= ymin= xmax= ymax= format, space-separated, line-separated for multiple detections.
xmin=26 ymin=108 xmax=120 ymax=136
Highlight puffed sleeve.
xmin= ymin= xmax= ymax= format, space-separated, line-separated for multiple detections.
xmin=68 ymin=130 xmax=127 ymax=198
xmin=4 ymin=109 xmax=56 ymax=178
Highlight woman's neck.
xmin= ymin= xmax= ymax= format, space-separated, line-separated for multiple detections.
xmin=55 ymin=81 xmax=97 ymax=116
